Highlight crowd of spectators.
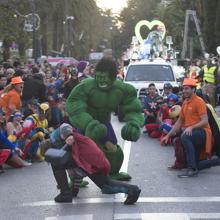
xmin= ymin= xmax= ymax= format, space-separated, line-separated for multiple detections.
xmin=141 ymin=56 xmax=220 ymax=177
xmin=0 ymin=59 xmax=93 ymax=173
xmin=1 ymin=55 xmax=220 ymax=180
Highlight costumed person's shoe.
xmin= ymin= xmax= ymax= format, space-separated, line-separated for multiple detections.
xmin=68 ymin=176 xmax=89 ymax=188
xmin=35 ymin=148 xmax=44 ymax=162
xmin=54 ymin=192 xmax=72 ymax=203
xmin=110 ymin=172 xmax=131 ymax=181
xmin=124 ymin=186 xmax=141 ymax=205
xmin=101 ymin=179 xmax=141 ymax=205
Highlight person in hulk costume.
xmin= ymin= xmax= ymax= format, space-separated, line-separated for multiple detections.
xmin=66 ymin=58 xmax=144 ymax=181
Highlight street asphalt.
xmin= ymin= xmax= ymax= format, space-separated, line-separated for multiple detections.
xmin=1 ymin=115 xmax=220 ymax=220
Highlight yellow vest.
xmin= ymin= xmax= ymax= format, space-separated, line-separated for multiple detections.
xmin=203 ymin=65 xmax=216 ymax=84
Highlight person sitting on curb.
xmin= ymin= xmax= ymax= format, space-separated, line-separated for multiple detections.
xmin=161 ymin=78 xmax=212 ymax=178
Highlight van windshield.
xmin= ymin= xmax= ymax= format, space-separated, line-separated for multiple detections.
xmin=125 ymin=65 xmax=174 ymax=81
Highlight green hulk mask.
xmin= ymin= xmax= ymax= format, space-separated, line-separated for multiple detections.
xmin=66 ymin=58 xmax=144 ymax=180
xmin=95 ymin=71 xmax=114 ymax=90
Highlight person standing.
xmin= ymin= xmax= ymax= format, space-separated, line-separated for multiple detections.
xmin=63 ymin=67 xmax=79 ymax=99
xmin=200 ymin=58 xmax=218 ymax=107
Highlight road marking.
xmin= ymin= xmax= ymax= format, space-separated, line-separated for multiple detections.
xmin=114 ymin=213 xmax=220 ymax=220
xmin=114 ymin=213 xmax=189 ymax=220
xmin=115 ymin=140 xmax=132 ymax=200
xmin=20 ymin=196 xmax=220 ymax=207
xmin=45 ymin=214 xmax=93 ymax=220
xmin=120 ymin=140 xmax=131 ymax=173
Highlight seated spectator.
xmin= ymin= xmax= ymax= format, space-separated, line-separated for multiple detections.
xmin=0 ymin=76 xmax=24 ymax=121
xmin=141 ymin=83 xmax=162 ymax=125
xmin=16 ymin=103 xmax=49 ymax=162
xmin=0 ymin=109 xmax=30 ymax=169
xmin=161 ymin=78 xmax=212 ymax=178
xmin=47 ymin=84 xmax=63 ymax=128
xmin=23 ymin=99 xmax=39 ymax=119
xmin=163 ymin=83 xmax=173 ymax=98
xmin=6 ymin=111 xmax=23 ymax=136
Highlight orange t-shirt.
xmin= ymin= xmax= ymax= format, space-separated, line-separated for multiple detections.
xmin=0 ymin=89 xmax=22 ymax=119
xmin=180 ymin=94 xmax=212 ymax=157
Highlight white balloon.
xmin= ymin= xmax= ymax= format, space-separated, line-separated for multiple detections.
xmin=217 ymin=46 xmax=220 ymax=55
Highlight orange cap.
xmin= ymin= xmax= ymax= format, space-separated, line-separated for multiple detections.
xmin=11 ymin=76 xmax=23 ymax=85
xmin=182 ymin=78 xmax=197 ymax=87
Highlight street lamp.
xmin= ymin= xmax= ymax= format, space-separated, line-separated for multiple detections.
xmin=11 ymin=2 xmax=40 ymax=62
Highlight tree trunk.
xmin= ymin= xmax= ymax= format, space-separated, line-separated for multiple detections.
xmin=18 ymin=38 xmax=26 ymax=61
xmin=41 ymin=15 xmax=48 ymax=55
xmin=52 ymin=13 xmax=58 ymax=51
xmin=215 ymin=1 xmax=220 ymax=49
xmin=203 ymin=0 xmax=218 ymax=53
xmin=2 ymin=38 xmax=10 ymax=61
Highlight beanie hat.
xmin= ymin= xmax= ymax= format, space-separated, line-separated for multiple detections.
xmin=77 ymin=61 xmax=88 ymax=73
xmin=59 ymin=123 xmax=73 ymax=140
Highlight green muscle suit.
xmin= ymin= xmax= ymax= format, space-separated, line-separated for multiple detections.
xmin=66 ymin=58 xmax=144 ymax=180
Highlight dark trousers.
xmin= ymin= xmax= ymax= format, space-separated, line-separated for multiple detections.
xmin=51 ymin=156 xmax=136 ymax=194
xmin=181 ymin=128 xmax=206 ymax=169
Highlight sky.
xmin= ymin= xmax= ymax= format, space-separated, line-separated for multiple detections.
xmin=96 ymin=0 xmax=128 ymax=14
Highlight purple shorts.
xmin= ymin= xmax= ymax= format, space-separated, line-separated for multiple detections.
xmin=78 ymin=122 xmax=117 ymax=145
xmin=101 ymin=122 xmax=117 ymax=145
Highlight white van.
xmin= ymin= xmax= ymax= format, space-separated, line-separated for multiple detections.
xmin=124 ymin=58 xmax=179 ymax=97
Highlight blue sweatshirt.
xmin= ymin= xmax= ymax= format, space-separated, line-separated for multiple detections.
xmin=0 ymin=132 xmax=16 ymax=150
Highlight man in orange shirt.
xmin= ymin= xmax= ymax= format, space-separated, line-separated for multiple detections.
xmin=162 ymin=78 xmax=212 ymax=178
xmin=0 ymin=76 xmax=24 ymax=120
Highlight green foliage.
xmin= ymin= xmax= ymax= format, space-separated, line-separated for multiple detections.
xmin=0 ymin=0 xmax=219 ymax=61
xmin=0 ymin=0 xmax=118 ymax=60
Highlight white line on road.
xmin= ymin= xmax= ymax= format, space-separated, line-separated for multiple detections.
xmin=44 ymin=213 xmax=220 ymax=220
xmin=114 ymin=213 xmax=220 ymax=220
xmin=20 ymin=196 xmax=220 ymax=207
xmin=45 ymin=214 xmax=93 ymax=220
xmin=120 ymin=140 xmax=131 ymax=173
xmin=115 ymin=140 xmax=132 ymax=200
xmin=115 ymin=213 xmax=190 ymax=220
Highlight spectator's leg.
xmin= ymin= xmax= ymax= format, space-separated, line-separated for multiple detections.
xmin=178 ymin=129 xmax=206 ymax=177
xmin=51 ymin=164 xmax=72 ymax=203
xmin=181 ymin=133 xmax=197 ymax=169
xmin=0 ymin=165 xmax=4 ymax=174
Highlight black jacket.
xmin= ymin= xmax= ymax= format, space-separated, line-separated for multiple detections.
xmin=22 ymin=76 xmax=46 ymax=103
xmin=63 ymin=78 xmax=79 ymax=99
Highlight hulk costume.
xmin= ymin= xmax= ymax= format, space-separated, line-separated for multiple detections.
xmin=66 ymin=58 xmax=144 ymax=180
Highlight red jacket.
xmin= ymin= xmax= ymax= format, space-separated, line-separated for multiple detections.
xmin=72 ymin=132 xmax=111 ymax=175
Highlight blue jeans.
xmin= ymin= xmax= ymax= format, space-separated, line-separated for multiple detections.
xmin=181 ymin=128 xmax=206 ymax=169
